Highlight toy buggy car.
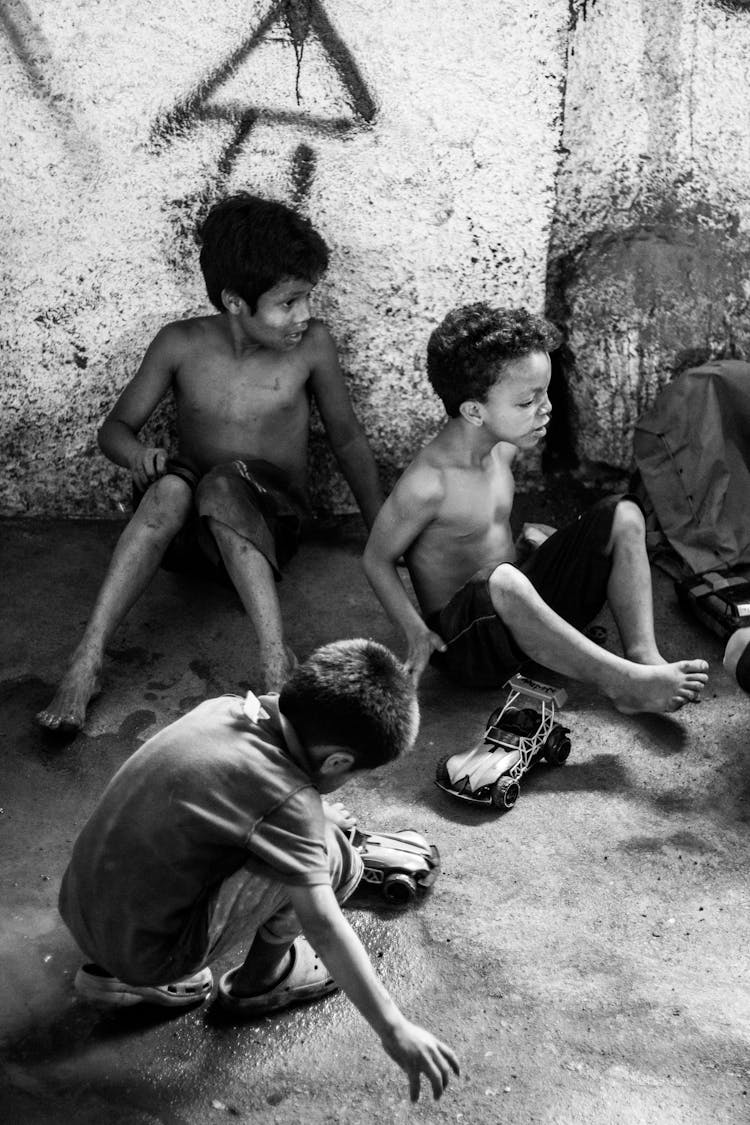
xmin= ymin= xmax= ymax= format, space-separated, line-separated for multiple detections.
xmin=674 ymin=570 xmax=750 ymax=641
xmin=348 ymin=828 xmax=440 ymax=906
xmin=435 ymin=673 xmax=570 ymax=811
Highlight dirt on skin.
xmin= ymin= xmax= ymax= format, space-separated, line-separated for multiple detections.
xmin=0 ymin=509 xmax=748 ymax=1124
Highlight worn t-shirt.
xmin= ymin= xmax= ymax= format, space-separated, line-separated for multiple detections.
xmin=58 ymin=694 xmax=328 ymax=984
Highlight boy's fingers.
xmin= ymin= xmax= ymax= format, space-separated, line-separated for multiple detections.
xmin=408 ymin=1066 xmax=421 ymax=1102
xmin=445 ymin=1045 xmax=460 ymax=1075
xmin=430 ymin=631 xmax=447 ymax=653
xmin=426 ymin=1054 xmax=450 ymax=1100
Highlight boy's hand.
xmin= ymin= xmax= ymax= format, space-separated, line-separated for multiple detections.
xmin=129 ymin=446 xmax=169 ymax=491
xmin=322 ymin=799 xmax=357 ymax=830
xmin=405 ymin=625 xmax=447 ymax=684
xmin=381 ymin=1018 xmax=460 ymax=1102
xmin=515 ymin=521 xmax=556 ymax=564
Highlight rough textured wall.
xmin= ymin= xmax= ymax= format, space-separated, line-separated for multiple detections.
xmin=548 ymin=0 xmax=750 ymax=475
xmin=0 ymin=0 xmax=568 ymax=516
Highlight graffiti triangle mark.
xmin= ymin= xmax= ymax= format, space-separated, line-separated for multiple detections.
xmin=152 ymin=0 xmax=376 ymax=145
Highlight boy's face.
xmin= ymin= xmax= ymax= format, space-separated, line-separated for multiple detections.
xmin=225 ymin=277 xmax=314 ymax=351
xmin=472 ymin=350 xmax=552 ymax=448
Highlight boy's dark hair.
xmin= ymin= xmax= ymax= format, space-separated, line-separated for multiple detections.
xmin=197 ymin=193 xmax=330 ymax=312
xmin=427 ymin=303 xmax=561 ymax=417
xmin=279 ymin=639 xmax=418 ymax=769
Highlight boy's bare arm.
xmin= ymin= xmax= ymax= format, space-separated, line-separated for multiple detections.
xmin=98 ymin=324 xmax=183 ymax=490
xmin=309 ymin=326 xmax=383 ymax=529
xmin=363 ymin=470 xmax=447 ymax=681
xmin=289 ymin=883 xmax=459 ymax=1102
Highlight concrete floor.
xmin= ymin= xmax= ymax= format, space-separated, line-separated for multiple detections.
xmin=1 ymin=508 xmax=749 ymax=1125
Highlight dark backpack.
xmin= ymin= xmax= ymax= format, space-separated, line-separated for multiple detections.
xmin=633 ymin=360 xmax=750 ymax=578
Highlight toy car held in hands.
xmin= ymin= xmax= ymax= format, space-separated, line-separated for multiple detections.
xmin=435 ymin=674 xmax=570 ymax=811
xmin=348 ymin=828 xmax=440 ymax=905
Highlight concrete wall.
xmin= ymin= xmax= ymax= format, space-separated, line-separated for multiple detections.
xmin=0 ymin=0 xmax=568 ymax=516
xmin=5 ymin=1 xmax=750 ymax=517
xmin=548 ymin=0 xmax=750 ymax=476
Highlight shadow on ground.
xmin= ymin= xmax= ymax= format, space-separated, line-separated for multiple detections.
xmin=1 ymin=509 xmax=748 ymax=1124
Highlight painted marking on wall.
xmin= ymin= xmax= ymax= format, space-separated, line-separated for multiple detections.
xmin=151 ymin=0 xmax=377 ymax=199
xmin=1 ymin=0 xmax=99 ymax=166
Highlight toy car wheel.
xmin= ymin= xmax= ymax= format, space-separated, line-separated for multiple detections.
xmin=544 ymin=726 xmax=571 ymax=766
xmin=435 ymin=756 xmax=451 ymax=785
xmin=382 ymin=872 xmax=417 ymax=905
xmin=491 ymin=777 xmax=520 ymax=810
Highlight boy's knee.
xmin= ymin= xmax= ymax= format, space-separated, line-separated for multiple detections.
xmin=195 ymin=463 xmax=235 ymax=509
xmin=325 ymin=822 xmax=364 ymax=902
xmin=139 ymin=473 xmax=192 ymax=533
xmin=612 ymin=498 xmax=646 ymax=540
xmin=488 ymin=562 xmax=529 ymax=611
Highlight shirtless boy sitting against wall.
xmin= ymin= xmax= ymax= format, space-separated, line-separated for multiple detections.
xmin=38 ymin=193 xmax=383 ymax=734
xmin=363 ymin=303 xmax=709 ymax=713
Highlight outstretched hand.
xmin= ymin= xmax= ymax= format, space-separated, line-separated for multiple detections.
xmin=130 ymin=446 xmax=168 ymax=491
xmin=382 ymin=1019 xmax=460 ymax=1102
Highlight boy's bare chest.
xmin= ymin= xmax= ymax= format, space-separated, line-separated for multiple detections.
xmin=175 ymin=356 xmax=310 ymax=426
xmin=438 ymin=460 xmax=514 ymax=535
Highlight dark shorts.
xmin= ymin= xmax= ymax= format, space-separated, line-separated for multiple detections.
xmin=427 ymin=495 xmax=633 ymax=689
xmin=135 ymin=458 xmax=309 ymax=582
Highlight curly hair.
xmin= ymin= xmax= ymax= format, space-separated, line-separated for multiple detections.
xmin=197 ymin=192 xmax=329 ymax=313
xmin=427 ymin=304 xmax=561 ymax=417
xmin=278 ymin=639 xmax=419 ymax=768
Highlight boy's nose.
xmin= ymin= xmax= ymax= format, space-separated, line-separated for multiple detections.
xmin=297 ymin=297 xmax=312 ymax=321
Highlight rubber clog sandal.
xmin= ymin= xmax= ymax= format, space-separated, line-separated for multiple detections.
xmin=217 ymin=937 xmax=337 ymax=1016
xmin=74 ymin=963 xmax=213 ymax=1008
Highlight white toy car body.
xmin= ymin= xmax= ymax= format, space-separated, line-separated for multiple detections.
xmin=348 ymin=828 xmax=440 ymax=905
xmin=435 ymin=674 xmax=570 ymax=811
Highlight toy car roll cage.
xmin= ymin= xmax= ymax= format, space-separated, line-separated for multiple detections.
xmin=435 ymin=673 xmax=570 ymax=810
xmin=484 ymin=676 xmax=568 ymax=784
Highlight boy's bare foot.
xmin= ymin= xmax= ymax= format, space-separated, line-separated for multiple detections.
xmin=609 ymin=659 xmax=709 ymax=715
xmin=623 ymin=642 xmax=667 ymax=666
xmin=36 ymin=658 xmax=102 ymax=734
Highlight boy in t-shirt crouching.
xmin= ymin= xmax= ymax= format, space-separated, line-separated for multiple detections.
xmin=59 ymin=638 xmax=458 ymax=1103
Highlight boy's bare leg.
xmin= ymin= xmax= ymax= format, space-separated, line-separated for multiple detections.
xmin=208 ymin=519 xmax=295 ymax=692
xmin=36 ymin=476 xmax=192 ymax=733
xmin=603 ymin=500 xmax=663 ymax=664
xmin=227 ymin=931 xmax=295 ymax=998
xmin=724 ymin=626 xmax=750 ymax=682
xmin=488 ymin=565 xmax=708 ymax=714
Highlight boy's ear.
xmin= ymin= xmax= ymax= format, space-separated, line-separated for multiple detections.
xmin=318 ymin=749 xmax=356 ymax=777
xmin=459 ymin=400 xmax=484 ymax=427
xmin=221 ymin=288 xmax=243 ymax=315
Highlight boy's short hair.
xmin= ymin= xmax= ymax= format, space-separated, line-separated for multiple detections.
xmin=427 ymin=303 xmax=561 ymax=417
xmin=197 ymin=193 xmax=330 ymax=312
xmin=279 ymin=639 xmax=419 ymax=769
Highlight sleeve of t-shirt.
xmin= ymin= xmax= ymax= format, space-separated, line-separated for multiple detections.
xmin=245 ymin=786 xmax=330 ymax=887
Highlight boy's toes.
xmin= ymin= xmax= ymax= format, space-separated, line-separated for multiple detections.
xmin=36 ymin=708 xmax=60 ymax=730
xmin=35 ymin=708 xmax=82 ymax=734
